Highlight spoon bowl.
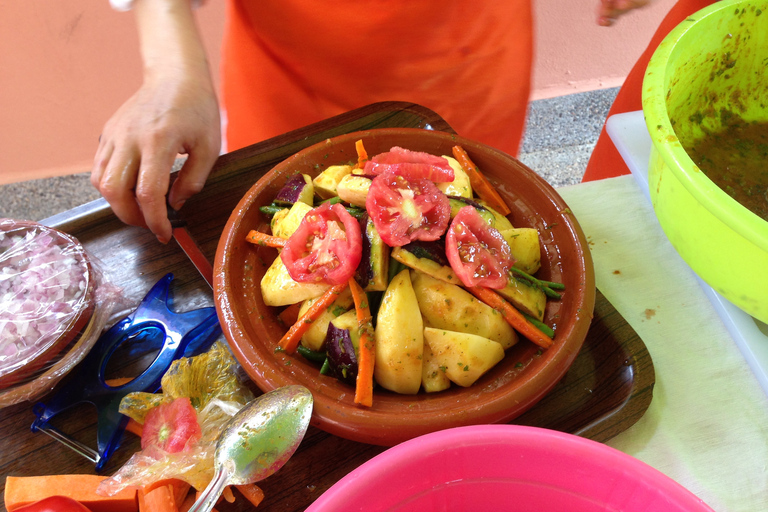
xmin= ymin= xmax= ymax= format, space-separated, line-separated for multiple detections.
xmin=189 ymin=385 xmax=313 ymax=512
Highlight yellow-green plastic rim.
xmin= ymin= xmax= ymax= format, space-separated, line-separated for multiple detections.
xmin=642 ymin=0 xmax=768 ymax=253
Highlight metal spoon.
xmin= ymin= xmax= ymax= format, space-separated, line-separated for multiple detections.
xmin=188 ymin=385 xmax=314 ymax=512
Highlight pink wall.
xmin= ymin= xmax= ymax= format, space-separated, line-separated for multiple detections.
xmin=0 ymin=0 xmax=676 ymax=185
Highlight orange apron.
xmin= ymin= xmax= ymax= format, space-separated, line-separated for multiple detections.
xmin=220 ymin=0 xmax=533 ymax=156
xmin=582 ymin=0 xmax=717 ymax=182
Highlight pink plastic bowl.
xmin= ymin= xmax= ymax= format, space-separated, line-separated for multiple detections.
xmin=307 ymin=425 xmax=713 ymax=512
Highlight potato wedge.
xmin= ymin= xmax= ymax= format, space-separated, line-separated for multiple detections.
xmin=437 ymin=156 xmax=472 ymax=198
xmin=422 ymin=341 xmax=451 ymax=393
xmin=375 ymin=269 xmax=424 ymax=394
xmin=313 ymin=164 xmax=353 ymax=199
xmin=499 ymin=227 xmax=541 ymax=275
xmin=272 ymin=201 xmax=312 ymax=239
xmin=411 ymin=271 xmax=518 ymax=349
xmin=260 ymin=255 xmax=329 ymax=306
xmin=298 ymin=287 xmax=354 ymax=351
xmin=423 ymin=327 xmax=504 ymax=387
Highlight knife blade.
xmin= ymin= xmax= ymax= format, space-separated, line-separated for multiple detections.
xmin=167 ymin=206 xmax=214 ymax=288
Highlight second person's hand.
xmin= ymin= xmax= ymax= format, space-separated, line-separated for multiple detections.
xmin=92 ymin=0 xmax=221 ymax=243
xmin=91 ymin=71 xmax=220 ymax=243
xmin=597 ymin=0 xmax=652 ymax=26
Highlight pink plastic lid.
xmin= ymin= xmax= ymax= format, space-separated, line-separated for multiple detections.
xmin=307 ymin=425 xmax=714 ymax=512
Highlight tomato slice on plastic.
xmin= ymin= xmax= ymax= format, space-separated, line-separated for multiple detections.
xmin=363 ymin=146 xmax=455 ymax=183
xmin=280 ymin=202 xmax=362 ymax=285
xmin=141 ymin=397 xmax=201 ymax=453
xmin=366 ymin=171 xmax=451 ymax=247
xmin=445 ymin=206 xmax=514 ymax=289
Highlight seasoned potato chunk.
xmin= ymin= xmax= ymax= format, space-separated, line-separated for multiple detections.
xmin=423 ymin=327 xmax=504 ymax=387
xmin=375 ymin=269 xmax=424 ymax=394
xmin=411 ymin=271 xmax=518 ymax=349
xmin=260 ymin=255 xmax=329 ymax=307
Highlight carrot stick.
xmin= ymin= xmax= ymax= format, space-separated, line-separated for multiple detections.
xmin=103 ymin=378 xmax=145 ymax=438
xmin=235 ymin=484 xmax=265 ymax=508
xmin=178 ymin=493 xmax=197 ymax=512
xmin=355 ymin=139 xmax=369 ymax=169
xmin=125 ymin=418 xmax=143 ymax=437
xmin=142 ymin=479 xmax=190 ymax=506
xmin=222 ymin=486 xmax=235 ymax=504
xmin=348 ymin=278 xmax=375 ymax=407
xmin=278 ymin=283 xmax=349 ymax=353
xmin=278 ymin=302 xmax=302 ymax=327
xmin=138 ymin=484 xmax=178 ymax=512
xmin=452 ymin=145 xmax=512 ymax=216
xmin=246 ymin=229 xmax=287 ymax=248
xmin=468 ymin=286 xmax=553 ymax=349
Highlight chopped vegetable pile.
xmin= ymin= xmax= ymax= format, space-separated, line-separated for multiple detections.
xmin=250 ymin=141 xmax=565 ymax=406
xmin=0 ymin=220 xmax=91 ymax=384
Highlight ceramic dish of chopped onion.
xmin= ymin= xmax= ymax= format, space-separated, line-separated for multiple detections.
xmin=0 ymin=219 xmax=94 ymax=389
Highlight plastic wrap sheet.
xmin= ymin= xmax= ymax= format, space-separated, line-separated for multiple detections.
xmin=0 ymin=218 xmax=120 ymax=407
xmin=99 ymin=342 xmax=255 ymax=494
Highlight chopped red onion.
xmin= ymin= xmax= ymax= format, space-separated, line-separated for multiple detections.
xmin=0 ymin=220 xmax=92 ymax=379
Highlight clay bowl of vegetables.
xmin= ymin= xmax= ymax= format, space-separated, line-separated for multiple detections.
xmin=0 ymin=219 xmax=95 ymax=390
xmin=214 ymin=128 xmax=595 ymax=446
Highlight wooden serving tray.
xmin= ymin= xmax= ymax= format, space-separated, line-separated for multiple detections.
xmin=0 ymin=102 xmax=654 ymax=511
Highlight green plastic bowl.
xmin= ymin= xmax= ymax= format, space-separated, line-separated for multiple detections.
xmin=642 ymin=0 xmax=768 ymax=324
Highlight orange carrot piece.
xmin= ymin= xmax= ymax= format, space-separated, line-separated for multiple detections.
xmin=246 ymin=230 xmax=286 ymax=248
xmin=348 ymin=278 xmax=375 ymax=407
xmin=4 ymin=475 xmax=138 ymax=512
xmin=355 ymin=139 xmax=369 ymax=169
xmin=138 ymin=485 xmax=177 ymax=512
xmin=452 ymin=145 xmax=512 ymax=216
xmin=125 ymin=418 xmax=143 ymax=437
xmin=278 ymin=302 xmax=302 ymax=327
xmin=141 ymin=480 xmax=190 ymax=506
xmin=103 ymin=379 xmax=145 ymax=437
xmin=178 ymin=493 xmax=197 ymax=512
xmin=468 ymin=286 xmax=553 ymax=349
xmin=235 ymin=484 xmax=265 ymax=508
xmin=222 ymin=486 xmax=236 ymax=504
xmin=278 ymin=283 xmax=349 ymax=353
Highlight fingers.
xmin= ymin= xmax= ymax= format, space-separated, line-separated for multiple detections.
xmin=597 ymin=0 xmax=651 ymax=26
xmin=95 ymin=146 xmax=148 ymax=229
xmin=135 ymin=143 xmax=177 ymax=243
xmin=92 ymin=137 xmax=177 ymax=243
xmin=167 ymin=137 xmax=220 ymax=212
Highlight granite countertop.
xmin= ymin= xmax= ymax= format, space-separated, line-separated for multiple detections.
xmin=0 ymin=88 xmax=618 ymax=222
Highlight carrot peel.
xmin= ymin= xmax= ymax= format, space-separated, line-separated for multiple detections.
xmin=235 ymin=484 xmax=265 ymax=508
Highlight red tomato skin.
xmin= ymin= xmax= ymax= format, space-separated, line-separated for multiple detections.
xmin=366 ymin=171 xmax=451 ymax=247
xmin=13 ymin=496 xmax=92 ymax=512
xmin=280 ymin=202 xmax=363 ymax=285
xmin=141 ymin=396 xmax=202 ymax=453
xmin=363 ymin=146 xmax=454 ymax=183
xmin=445 ymin=206 xmax=514 ymax=289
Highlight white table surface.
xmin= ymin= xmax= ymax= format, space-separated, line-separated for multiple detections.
xmin=558 ymin=175 xmax=768 ymax=511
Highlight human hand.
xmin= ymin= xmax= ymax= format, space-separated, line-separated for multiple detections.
xmin=91 ymin=72 xmax=220 ymax=243
xmin=597 ymin=0 xmax=652 ymax=26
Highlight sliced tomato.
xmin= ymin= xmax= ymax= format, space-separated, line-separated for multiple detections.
xmin=445 ymin=206 xmax=514 ymax=289
xmin=366 ymin=171 xmax=451 ymax=247
xmin=280 ymin=202 xmax=362 ymax=285
xmin=363 ymin=146 xmax=455 ymax=183
xmin=141 ymin=397 xmax=201 ymax=453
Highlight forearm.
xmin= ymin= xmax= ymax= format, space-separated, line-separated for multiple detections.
xmin=133 ymin=0 xmax=213 ymax=87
